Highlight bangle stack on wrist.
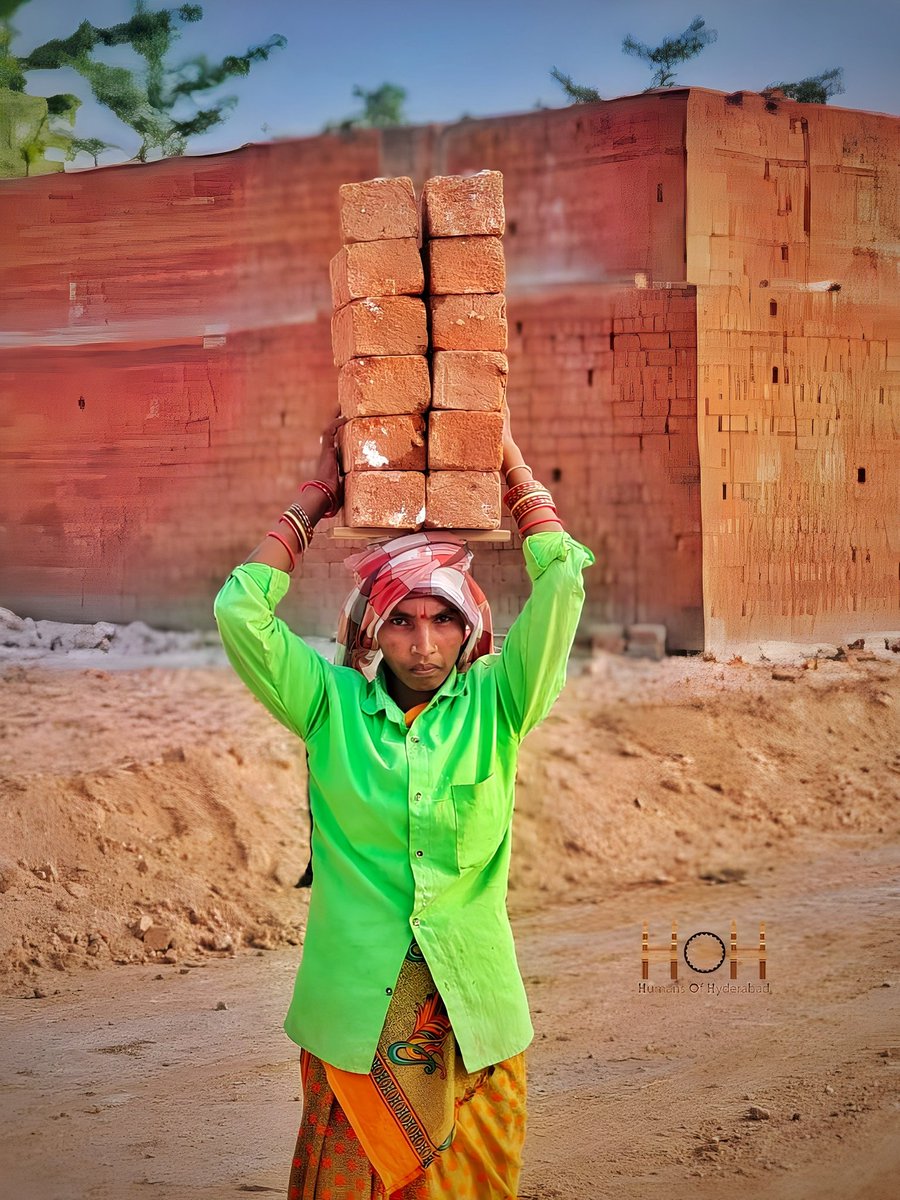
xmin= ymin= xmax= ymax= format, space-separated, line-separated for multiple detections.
xmin=264 ymin=478 xmax=338 ymax=574
xmin=503 ymin=474 xmax=560 ymax=537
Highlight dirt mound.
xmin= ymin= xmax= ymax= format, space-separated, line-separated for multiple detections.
xmin=1 ymin=654 xmax=897 ymax=997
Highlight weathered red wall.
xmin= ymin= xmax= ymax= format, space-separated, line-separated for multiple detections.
xmin=686 ymin=90 xmax=899 ymax=652
xmin=1 ymin=92 xmax=706 ymax=647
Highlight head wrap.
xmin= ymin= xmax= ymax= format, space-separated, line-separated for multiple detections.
xmin=334 ymin=531 xmax=494 ymax=682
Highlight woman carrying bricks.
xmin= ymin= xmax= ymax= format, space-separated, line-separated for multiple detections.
xmin=213 ymin=401 xmax=595 ymax=1198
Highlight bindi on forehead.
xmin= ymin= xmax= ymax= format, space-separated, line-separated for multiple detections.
xmin=393 ymin=598 xmax=460 ymax=620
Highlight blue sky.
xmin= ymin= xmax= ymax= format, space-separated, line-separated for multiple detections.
xmin=12 ymin=0 xmax=900 ymax=164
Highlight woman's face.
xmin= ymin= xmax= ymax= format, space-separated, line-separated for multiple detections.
xmin=376 ymin=591 xmax=467 ymax=692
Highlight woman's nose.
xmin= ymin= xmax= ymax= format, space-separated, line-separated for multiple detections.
xmin=411 ymin=625 xmax=437 ymax=653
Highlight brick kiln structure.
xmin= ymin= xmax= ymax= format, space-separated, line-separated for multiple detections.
xmin=0 ymin=88 xmax=896 ymax=654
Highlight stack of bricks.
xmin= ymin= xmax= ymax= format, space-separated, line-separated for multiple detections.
xmin=331 ymin=177 xmax=429 ymax=530
xmin=331 ymin=171 xmax=508 ymax=531
xmin=423 ymin=170 xmax=507 ymax=529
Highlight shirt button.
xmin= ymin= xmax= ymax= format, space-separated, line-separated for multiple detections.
xmin=385 ymin=987 xmax=393 ymax=995
xmin=415 ymin=849 xmax=424 ymax=857
xmin=412 ymin=918 xmax=420 ymax=927
xmin=410 ymin=735 xmax=419 ymax=743
xmin=414 ymin=792 xmax=422 ymax=802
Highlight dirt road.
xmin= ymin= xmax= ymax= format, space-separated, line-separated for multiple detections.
xmin=2 ymin=834 xmax=897 ymax=1200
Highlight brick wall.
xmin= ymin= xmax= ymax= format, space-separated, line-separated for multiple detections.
xmin=685 ymin=90 xmax=899 ymax=652
xmin=7 ymin=89 xmax=891 ymax=651
xmin=0 ymin=91 xmax=706 ymax=647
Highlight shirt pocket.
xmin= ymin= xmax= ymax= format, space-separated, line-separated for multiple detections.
xmin=450 ymin=773 xmax=512 ymax=871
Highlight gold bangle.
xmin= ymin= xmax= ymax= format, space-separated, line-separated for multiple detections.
xmin=280 ymin=513 xmax=309 ymax=553
xmin=509 ymin=488 xmax=552 ymax=516
xmin=505 ymin=462 xmax=533 ymax=479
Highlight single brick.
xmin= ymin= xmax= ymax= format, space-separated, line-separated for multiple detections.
xmin=343 ymin=471 xmax=426 ymax=529
xmin=637 ymin=333 xmax=670 ymax=349
xmin=338 ymin=414 xmax=426 ymax=473
xmin=332 ymin=296 xmax=428 ymax=366
xmin=427 ymin=410 xmax=503 ymax=471
xmin=338 ymin=176 xmax=419 ymax=244
xmin=427 ymin=236 xmax=505 ymax=295
xmin=422 ymin=171 xmax=505 ymax=237
xmin=431 ymin=351 xmax=507 ymax=411
xmin=425 ymin=471 xmax=502 ymax=530
xmin=429 ymin=294 xmax=507 ymax=352
xmin=338 ymin=356 xmax=431 ymax=418
xmin=626 ymin=624 xmax=667 ymax=661
xmin=330 ymin=237 xmax=424 ymax=309
xmin=588 ymin=624 xmax=626 ymax=656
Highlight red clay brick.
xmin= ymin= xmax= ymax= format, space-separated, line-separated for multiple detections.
xmin=613 ymin=333 xmax=641 ymax=350
xmin=338 ymin=414 xmax=426 ymax=473
xmin=425 ymin=471 xmax=502 ymax=529
xmin=332 ymin=296 xmax=427 ymax=366
xmin=429 ymin=294 xmax=507 ymax=352
xmin=422 ymin=171 xmax=505 ymax=237
xmin=427 ymin=236 xmax=505 ymax=295
xmin=330 ymin=238 xmax=424 ymax=308
xmin=427 ymin=410 xmax=503 ymax=471
xmin=338 ymin=176 xmax=419 ymax=244
xmin=638 ymin=333 xmax=671 ymax=349
xmin=343 ymin=470 xmax=425 ymax=529
xmin=646 ymin=350 xmax=677 ymax=365
xmin=431 ymin=351 xmax=507 ymax=411
xmin=338 ymin=355 xmax=430 ymax=417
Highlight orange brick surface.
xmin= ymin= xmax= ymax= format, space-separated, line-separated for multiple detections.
xmin=431 ymin=351 xmax=507 ymax=411
xmin=338 ymin=176 xmax=419 ymax=243
xmin=427 ymin=236 xmax=505 ymax=295
xmin=338 ymin=355 xmax=431 ymax=417
xmin=343 ymin=470 xmax=426 ymax=529
xmin=338 ymin=414 xmax=426 ymax=473
xmin=429 ymin=294 xmax=508 ymax=352
xmin=332 ymin=296 xmax=428 ymax=366
xmin=329 ymin=238 xmax=424 ymax=309
xmin=425 ymin=471 xmax=502 ymax=529
xmin=422 ymin=171 xmax=505 ymax=237
xmin=427 ymin=410 xmax=504 ymax=471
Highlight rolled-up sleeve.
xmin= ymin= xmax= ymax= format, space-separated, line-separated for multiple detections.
xmin=213 ymin=562 xmax=330 ymax=742
xmin=489 ymin=530 xmax=596 ymax=741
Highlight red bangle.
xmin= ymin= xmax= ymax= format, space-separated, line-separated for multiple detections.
xmin=518 ymin=514 xmax=562 ymax=536
xmin=301 ymin=480 xmax=338 ymax=517
xmin=265 ymin=530 xmax=296 ymax=572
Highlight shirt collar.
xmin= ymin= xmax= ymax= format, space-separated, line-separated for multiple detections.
xmin=360 ymin=660 xmax=467 ymax=719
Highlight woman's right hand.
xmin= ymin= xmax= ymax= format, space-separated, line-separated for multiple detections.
xmin=313 ymin=406 xmax=349 ymax=511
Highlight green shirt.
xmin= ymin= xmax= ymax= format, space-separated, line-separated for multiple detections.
xmin=213 ymin=529 xmax=596 ymax=1073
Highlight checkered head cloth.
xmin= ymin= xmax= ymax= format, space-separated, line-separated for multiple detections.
xmin=334 ymin=531 xmax=494 ymax=682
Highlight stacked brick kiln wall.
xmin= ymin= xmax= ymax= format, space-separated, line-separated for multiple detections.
xmin=685 ymin=89 xmax=898 ymax=653
xmin=2 ymin=88 xmax=892 ymax=650
xmin=0 ymin=91 xmax=702 ymax=646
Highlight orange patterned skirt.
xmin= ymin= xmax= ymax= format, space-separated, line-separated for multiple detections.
xmin=286 ymin=941 xmax=527 ymax=1199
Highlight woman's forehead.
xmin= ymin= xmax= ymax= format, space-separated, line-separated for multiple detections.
xmin=393 ymin=591 xmax=463 ymax=616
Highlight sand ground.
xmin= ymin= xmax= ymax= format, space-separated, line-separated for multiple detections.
xmin=1 ymin=641 xmax=898 ymax=1199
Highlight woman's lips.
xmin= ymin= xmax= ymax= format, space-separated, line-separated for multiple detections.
xmin=411 ymin=666 xmax=438 ymax=674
